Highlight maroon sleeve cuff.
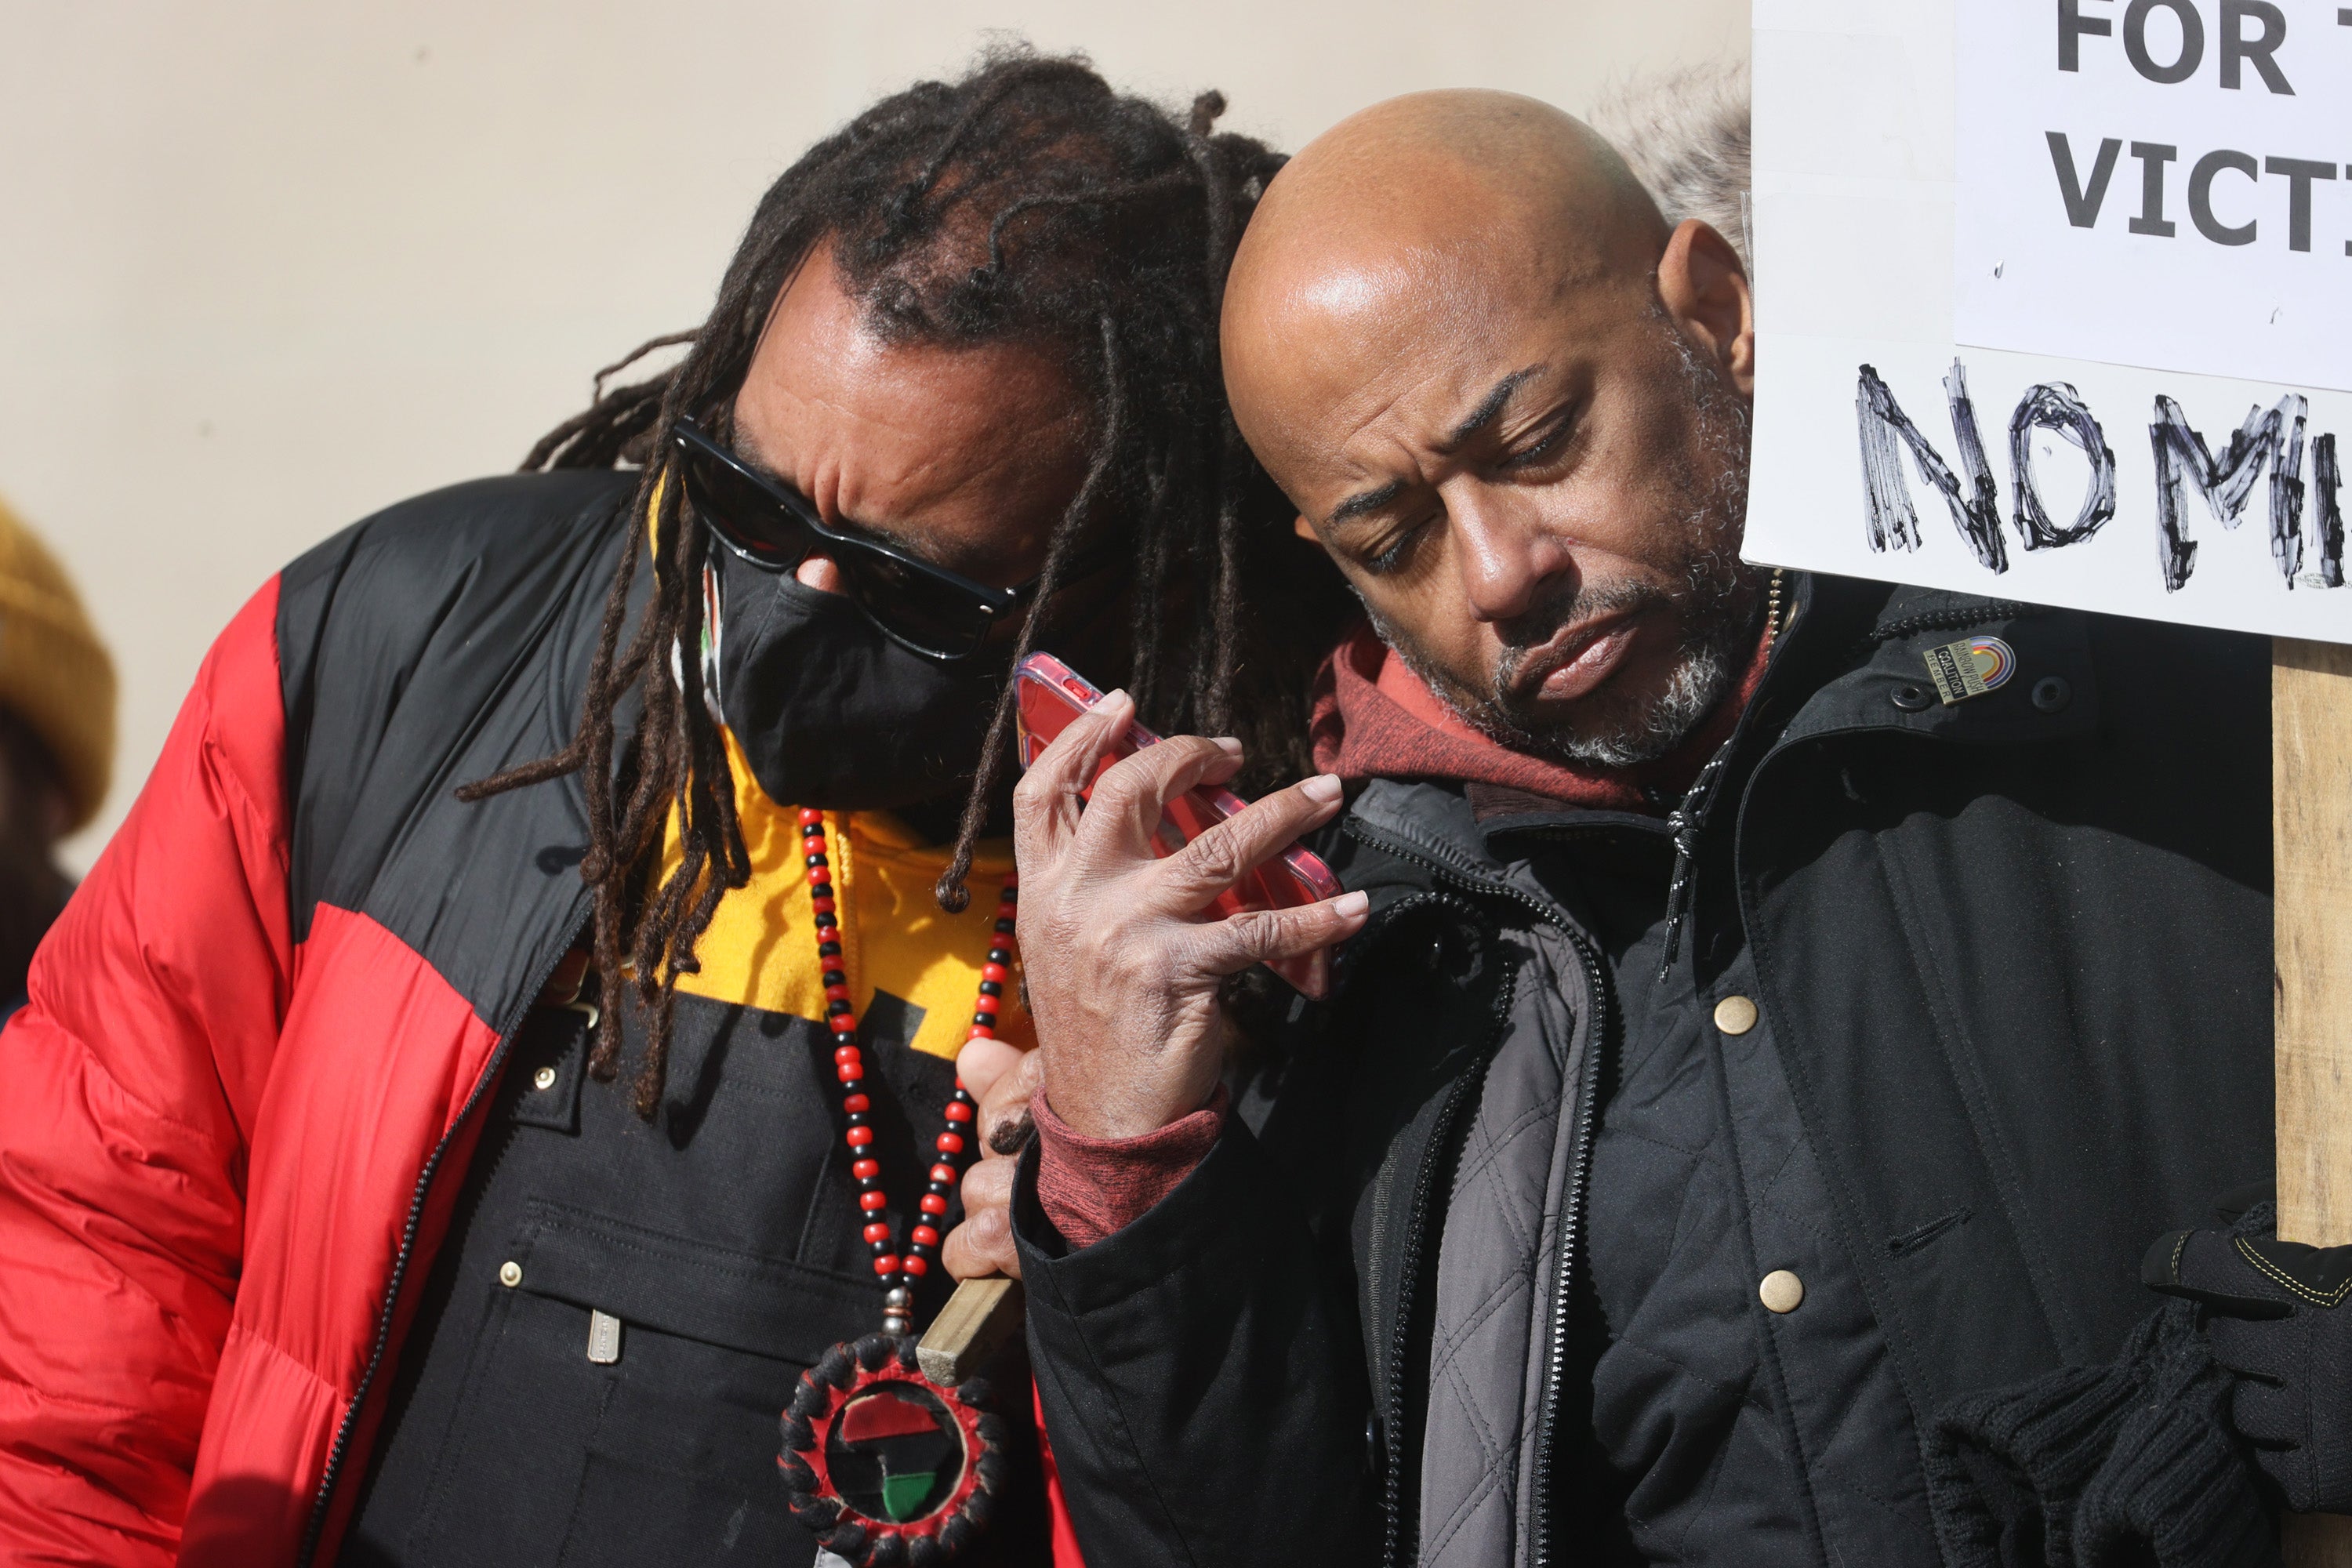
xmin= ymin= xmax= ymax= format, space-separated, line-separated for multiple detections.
xmin=1031 ymin=1084 xmax=1230 ymax=1249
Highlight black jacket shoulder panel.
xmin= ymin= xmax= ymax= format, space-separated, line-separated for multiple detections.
xmin=275 ymin=470 xmax=637 ymax=1029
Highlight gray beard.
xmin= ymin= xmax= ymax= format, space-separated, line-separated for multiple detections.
xmin=1370 ymin=314 xmax=1757 ymax=770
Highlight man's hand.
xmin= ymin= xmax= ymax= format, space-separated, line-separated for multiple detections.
xmin=941 ymin=1036 xmax=1040 ymax=1281
xmin=1011 ymin=690 xmax=1368 ymax=1140
xmin=2146 ymin=1203 xmax=2352 ymax=1512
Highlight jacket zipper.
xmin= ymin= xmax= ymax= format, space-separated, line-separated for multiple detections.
xmin=295 ymin=926 xmax=588 ymax=1567
xmin=1342 ymin=821 xmax=1613 ymax=1568
xmin=1525 ymin=931 xmax=1607 ymax=1568
xmin=1379 ymin=1051 xmax=1490 ymax=1568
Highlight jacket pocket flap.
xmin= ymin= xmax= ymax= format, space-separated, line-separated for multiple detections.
xmin=512 ymin=1198 xmax=873 ymax=1364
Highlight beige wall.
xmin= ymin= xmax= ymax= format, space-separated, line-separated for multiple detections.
xmin=0 ymin=1 xmax=1748 ymax=868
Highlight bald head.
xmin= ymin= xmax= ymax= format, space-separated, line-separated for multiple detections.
xmin=1225 ymin=92 xmax=1671 ymax=457
xmin=1223 ymin=87 xmax=1758 ymax=771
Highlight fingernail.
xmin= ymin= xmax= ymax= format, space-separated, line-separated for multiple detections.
xmin=1300 ymin=773 xmax=1343 ymax=804
xmin=1212 ymin=736 xmax=1244 ymax=757
xmin=1095 ymin=688 xmax=1131 ymax=709
xmin=1334 ymin=890 xmax=1370 ymax=917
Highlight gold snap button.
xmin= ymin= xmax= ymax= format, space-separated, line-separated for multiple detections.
xmin=1713 ymin=995 xmax=1759 ymax=1035
xmin=532 ymin=1065 xmax=557 ymax=1091
xmin=499 ymin=1261 xmax=523 ymax=1288
xmin=1759 ymin=1269 xmax=1804 ymax=1313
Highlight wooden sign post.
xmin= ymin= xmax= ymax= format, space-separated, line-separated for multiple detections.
xmin=2274 ymin=639 xmax=2352 ymax=1566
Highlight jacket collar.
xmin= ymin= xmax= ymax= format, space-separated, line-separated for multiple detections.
xmin=1341 ymin=572 xmax=2103 ymax=878
xmin=1769 ymin=575 xmax=2100 ymax=750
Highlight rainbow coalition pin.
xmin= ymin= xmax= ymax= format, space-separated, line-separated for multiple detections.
xmin=1923 ymin=636 xmax=2015 ymax=706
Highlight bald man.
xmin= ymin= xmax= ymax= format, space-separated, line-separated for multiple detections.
xmin=961 ymin=92 xmax=2307 ymax=1566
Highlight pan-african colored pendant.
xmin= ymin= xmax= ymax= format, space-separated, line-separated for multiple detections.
xmin=775 ymin=811 xmax=1019 ymax=1566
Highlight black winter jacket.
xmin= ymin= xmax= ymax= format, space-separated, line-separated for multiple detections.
xmin=1011 ymin=574 xmax=2274 ymax=1566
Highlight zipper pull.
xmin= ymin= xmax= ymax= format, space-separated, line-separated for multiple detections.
xmin=1657 ymin=745 xmax=1734 ymax=982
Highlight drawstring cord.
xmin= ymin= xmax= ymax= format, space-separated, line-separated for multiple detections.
xmin=1657 ymin=569 xmax=1784 ymax=982
xmin=1656 ymin=747 xmax=1731 ymax=980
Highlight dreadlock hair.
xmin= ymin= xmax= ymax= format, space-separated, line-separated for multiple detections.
xmin=463 ymin=48 xmax=1352 ymax=1118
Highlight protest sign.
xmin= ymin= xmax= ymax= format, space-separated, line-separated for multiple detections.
xmin=1753 ymin=15 xmax=2352 ymax=1559
xmin=1959 ymin=0 xmax=2352 ymax=394
xmin=1747 ymin=0 xmax=2352 ymax=644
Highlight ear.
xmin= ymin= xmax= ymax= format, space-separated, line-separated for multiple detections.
xmin=1656 ymin=220 xmax=1755 ymax=399
xmin=1292 ymin=514 xmax=1331 ymax=554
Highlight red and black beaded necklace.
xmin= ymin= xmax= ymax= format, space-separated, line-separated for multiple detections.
xmin=796 ymin=806 xmax=1012 ymax=1330
xmin=779 ymin=807 xmax=1017 ymax=1566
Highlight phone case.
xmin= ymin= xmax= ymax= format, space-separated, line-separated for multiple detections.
xmin=1013 ymin=652 xmax=1345 ymax=996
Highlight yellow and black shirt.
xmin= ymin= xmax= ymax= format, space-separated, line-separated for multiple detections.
xmin=670 ymin=735 xmax=1034 ymax=1062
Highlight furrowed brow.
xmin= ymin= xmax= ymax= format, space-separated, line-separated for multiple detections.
xmin=1327 ymin=478 xmax=1406 ymax=528
xmin=732 ymin=437 xmax=929 ymax=558
xmin=1442 ymin=368 xmax=1543 ymax=449
xmin=1322 ymin=366 xmax=1548 ymax=529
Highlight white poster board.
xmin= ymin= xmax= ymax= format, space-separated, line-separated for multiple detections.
xmin=1746 ymin=0 xmax=2352 ymax=642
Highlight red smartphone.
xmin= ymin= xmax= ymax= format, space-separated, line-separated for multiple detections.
xmin=1013 ymin=652 xmax=1347 ymax=997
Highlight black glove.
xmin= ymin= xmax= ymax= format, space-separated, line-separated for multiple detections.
xmin=2146 ymin=1193 xmax=2352 ymax=1513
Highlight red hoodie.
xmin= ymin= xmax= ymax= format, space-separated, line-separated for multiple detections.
xmin=1033 ymin=619 xmax=1769 ymax=1245
xmin=1308 ymin=619 xmax=1765 ymax=811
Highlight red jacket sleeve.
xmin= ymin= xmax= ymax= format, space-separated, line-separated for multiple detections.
xmin=0 ymin=581 xmax=292 ymax=1565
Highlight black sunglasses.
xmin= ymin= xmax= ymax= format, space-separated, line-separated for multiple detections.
xmin=672 ymin=415 xmax=1056 ymax=662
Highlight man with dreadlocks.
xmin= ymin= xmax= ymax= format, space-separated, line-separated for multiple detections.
xmin=0 ymin=53 xmax=1342 ymax=1568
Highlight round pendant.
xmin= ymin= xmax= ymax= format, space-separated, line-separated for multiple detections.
xmin=779 ymin=1334 xmax=1005 ymax=1566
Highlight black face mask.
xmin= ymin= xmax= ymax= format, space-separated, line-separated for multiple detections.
xmin=709 ymin=554 xmax=1007 ymax=811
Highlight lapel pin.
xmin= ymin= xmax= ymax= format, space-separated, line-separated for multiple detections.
xmin=1923 ymin=636 xmax=2016 ymax=705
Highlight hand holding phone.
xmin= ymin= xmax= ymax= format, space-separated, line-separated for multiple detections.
xmin=1005 ymin=663 xmax=1371 ymax=1140
xmin=1014 ymin=652 xmax=1346 ymax=995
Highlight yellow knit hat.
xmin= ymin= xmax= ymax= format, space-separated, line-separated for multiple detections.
xmin=0 ymin=496 xmax=115 ymax=833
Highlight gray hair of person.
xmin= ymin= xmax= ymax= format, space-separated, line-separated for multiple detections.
xmin=1590 ymin=58 xmax=1752 ymax=277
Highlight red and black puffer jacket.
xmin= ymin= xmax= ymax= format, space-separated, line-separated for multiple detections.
xmin=0 ymin=470 xmax=710 ymax=1566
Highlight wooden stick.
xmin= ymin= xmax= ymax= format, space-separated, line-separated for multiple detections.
xmin=917 ymin=1276 xmax=1024 ymax=1388
xmin=2274 ymin=638 xmax=2352 ymax=1566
